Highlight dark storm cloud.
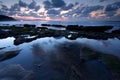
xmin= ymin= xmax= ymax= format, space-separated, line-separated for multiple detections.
xmin=10 ymin=3 xmax=20 ymax=11
xmin=80 ymin=5 xmax=104 ymax=17
xmin=0 ymin=4 xmax=9 ymax=15
xmin=105 ymin=1 xmax=120 ymax=11
xmin=28 ymin=0 xmax=40 ymax=11
xmin=0 ymin=10 xmax=8 ymax=15
xmin=43 ymin=0 xmax=52 ymax=10
xmin=28 ymin=0 xmax=36 ymax=9
xmin=0 ymin=1 xmax=2 ymax=3
xmin=105 ymin=11 xmax=115 ymax=17
xmin=35 ymin=5 xmax=40 ymax=11
xmin=47 ymin=9 xmax=60 ymax=15
xmin=62 ymin=3 xmax=74 ymax=10
xmin=0 ymin=0 xmax=41 ymax=17
xmin=51 ymin=0 xmax=66 ymax=8
xmin=19 ymin=0 xmax=27 ymax=7
xmin=47 ymin=9 xmax=61 ymax=18
xmin=99 ymin=0 xmax=106 ymax=2
xmin=1 ymin=5 xmax=9 ymax=10
xmin=104 ymin=1 xmax=120 ymax=17
xmin=8 ymin=11 xmax=18 ymax=15
xmin=43 ymin=0 xmax=66 ymax=10
xmin=29 ymin=11 xmax=39 ymax=17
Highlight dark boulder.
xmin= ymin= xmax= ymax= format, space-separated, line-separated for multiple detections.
xmin=0 ymin=30 xmax=13 ymax=39
xmin=66 ymin=25 xmax=83 ymax=31
xmin=41 ymin=24 xmax=51 ymax=26
xmin=51 ymin=24 xmax=66 ymax=27
xmin=83 ymin=26 xmax=113 ymax=32
xmin=14 ymin=36 xmax=26 ymax=45
xmin=37 ymin=27 xmax=48 ymax=30
xmin=24 ymin=24 xmax=36 ymax=28
xmin=0 ymin=50 xmax=21 ymax=62
xmin=112 ymin=29 xmax=120 ymax=34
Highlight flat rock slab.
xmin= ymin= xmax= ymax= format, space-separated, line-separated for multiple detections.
xmin=79 ymin=60 xmax=113 ymax=80
xmin=0 ymin=64 xmax=34 ymax=80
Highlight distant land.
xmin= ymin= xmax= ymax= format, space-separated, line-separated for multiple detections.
xmin=0 ymin=15 xmax=16 ymax=21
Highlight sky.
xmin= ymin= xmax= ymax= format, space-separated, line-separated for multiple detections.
xmin=0 ymin=0 xmax=120 ymax=21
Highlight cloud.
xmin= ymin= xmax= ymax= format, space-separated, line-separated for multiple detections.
xmin=29 ymin=11 xmax=39 ymax=17
xmin=80 ymin=5 xmax=104 ymax=17
xmin=43 ymin=0 xmax=66 ymax=10
xmin=105 ymin=1 xmax=120 ymax=11
xmin=0 ymin=10 xmax=8 ymax=15
xmin=104 ymin=1 xmax=120 ymax=17
xmin=18 ymin=13 xmax=29 ymax=16
xmin=1 ymin=0 xmax=120 ymax=21
xmin=8 ymin=11 xmax=18 ymax=15
xmin=35 ymin=5 xmax=40 ymax=11
xmin=99 ymin=0 xmax=106 ymax=2
xmin=43 ymin=0 xmax=52 ymax=10
xmin=47 ymin=9 xmax=60 ymax=15
xmin=19 ymin=0 xmax=27 ymax=7
xmin=0 ymin=1 xmax=3 ymax=3
xmin=28 ymin=0 xmax=36 ymax=9
xmin=1 ymin=5 xmax=8 ymax=10
xmin=28 ymin=0 xmax=40 ymax=11
xmin=0 ymin=4 xmax=9 ymax=15
xmin=62 ymin=3 xmax=74 ymax=10
xmin=51 ymin=0 xmax=66 ymax=8
xmin=90 ymin=10 xmax=106 ymax=18
xmin=114 ymin=9 xmax=120 ymax=16
xmin=10 ymin=3 xmax=20 ymax=11
xmin=47 ymin=9 xmax=61 ymax=19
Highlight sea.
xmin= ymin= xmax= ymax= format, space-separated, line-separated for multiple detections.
xmin=0 ymin=20 xmax=120 ymax=27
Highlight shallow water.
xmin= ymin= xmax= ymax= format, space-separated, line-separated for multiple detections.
xmin=0 ymin=36 xmax=120 ymax=79
xmin=0 ymin=20 xmax=120 ymax=79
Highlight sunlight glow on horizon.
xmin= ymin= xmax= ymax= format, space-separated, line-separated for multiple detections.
xmin=11 ymin=14 xmax=66 ymax=21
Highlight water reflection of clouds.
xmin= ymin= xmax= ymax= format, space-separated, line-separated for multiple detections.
xmin=100 ymin=40 xmax=111 ymax=47
xmin=79 ymin=38 xmax=120 ymax=57
xmin=0 ymin=37 xmax=15 ymax=48
xmin=30 ymin=37 xmax=120 ymax=58
xmin=31 ymin=40 xmax=85 ymax=80
xmin=1 ymin=37 xmax=120 ymax=79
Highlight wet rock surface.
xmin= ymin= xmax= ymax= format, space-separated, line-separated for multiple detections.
xmin=0 ymin=24 xmax=120 ymax=45
xmin=0 ymin=50 xmax=21 ymax=62
xmin=0 ymin=64 xmax=34 ymax=80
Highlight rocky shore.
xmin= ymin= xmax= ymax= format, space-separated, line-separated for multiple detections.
xmin=0 ymin=24 xmax=120 ymax=45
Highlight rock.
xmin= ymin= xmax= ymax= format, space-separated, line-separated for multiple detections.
xmin=0 ymin=30 xmax=13 ymax=39
xmin=0 ymin=47 xmax=6 ymax=50
xmin=0 ymin=50 xmax=21 ymax=62
xmin=66 ymin=25 xmax=83 ymax=31
xmin=36 ymin=27 xmax=48 ymax=30
xmin=14 ymin=36 xmax=26 ymax=45
xmin=112 ymin=29 xmax=120 ymax=34
xmin=24 ymin=24 xmax=36 ymax=28
xmin=41 ymin=24 xmax=51 ymax=26
xmin=83 ymin=26 xmax=113 ymax=32
xmin=0 ymin=64 xmax=34 ymax=80
xmin=51 ymin=24 xmax=66 ymax=27
xmin=66 ymin=25 xmax=113 ymax=32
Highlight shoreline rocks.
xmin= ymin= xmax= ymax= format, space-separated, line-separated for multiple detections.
xmin=0 ymin=24 xmax=120 ymax=45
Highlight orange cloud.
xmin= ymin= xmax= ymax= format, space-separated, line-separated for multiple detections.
xmin=114 ymin=9 xmax=120 ymax=16
xmin=90 ymin=10 xmax=106 ymax=18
